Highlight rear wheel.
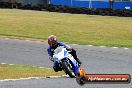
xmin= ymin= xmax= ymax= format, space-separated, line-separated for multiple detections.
xmin=62 ymin=61 xmax=75 ymax=78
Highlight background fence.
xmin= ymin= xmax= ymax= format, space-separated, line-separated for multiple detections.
xmin=50 ymin=0 xmax=132 ymax=9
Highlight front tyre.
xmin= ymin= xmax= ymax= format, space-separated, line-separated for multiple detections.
xmin=62 ymin=61 xmax=75 ymax=78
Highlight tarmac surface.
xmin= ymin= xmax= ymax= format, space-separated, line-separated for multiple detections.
xmin=0 ymin=38 xmax=132 ymax=88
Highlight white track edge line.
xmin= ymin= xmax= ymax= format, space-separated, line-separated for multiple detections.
xmin=0 ymin=77 xmax=46 ymax=82
xmin=2 ymin=38 xmax=131 ymax=50
xmin=71 ymin=44 xmax=130 ymax=50
xmin=0 ymin=75 xmax=68 ymax=82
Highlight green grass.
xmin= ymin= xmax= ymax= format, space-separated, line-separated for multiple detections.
xmin=0 ymin=9 xmax=132 ymax=48
xmin=0 ymin=64 xmax=64 ymax=80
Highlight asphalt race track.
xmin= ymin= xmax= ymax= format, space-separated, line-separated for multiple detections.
xmin=0 ymin=38 xmax=132 ymax=88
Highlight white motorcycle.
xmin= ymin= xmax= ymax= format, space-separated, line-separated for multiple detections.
xmin=53 ymin=46 xmax=79 ymax=78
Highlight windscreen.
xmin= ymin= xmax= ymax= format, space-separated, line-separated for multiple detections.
xmin=54 ymin=46 xmax=64 ymax=55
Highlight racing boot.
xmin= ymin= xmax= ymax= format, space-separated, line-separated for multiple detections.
xmin=76 ymin=58 xmax=82 ymax=65
xmin=72 ymin=53 xmax=82 ymax=65
xmin=70 ymin=49 xmax=82 ymax=65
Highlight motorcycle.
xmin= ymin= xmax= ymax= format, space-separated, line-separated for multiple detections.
xmin=53 ymin=46 xmax=79 ymax=78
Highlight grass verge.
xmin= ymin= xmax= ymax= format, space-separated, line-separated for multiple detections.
xmin=0 ymin=9 xmax=132 ymax=48
xmin=0 ymin=64 xmax=64 ymax=80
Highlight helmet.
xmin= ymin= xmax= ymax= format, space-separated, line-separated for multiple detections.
xmin=48 ymin=35 xmax=57 ymax=47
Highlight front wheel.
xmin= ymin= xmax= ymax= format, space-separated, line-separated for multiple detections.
xmin=62 ymin=61 xmax=75 ymax=78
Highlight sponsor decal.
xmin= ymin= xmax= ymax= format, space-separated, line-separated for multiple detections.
xmin=76 ymin=74 xmax=131 ymax=85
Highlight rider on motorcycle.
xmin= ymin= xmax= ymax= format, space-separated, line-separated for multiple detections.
xmin=47 ymin=35 xmax=82 ymax=72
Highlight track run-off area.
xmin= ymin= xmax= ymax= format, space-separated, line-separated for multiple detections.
xmin=0 ymin=38 xmax=132 ymax=88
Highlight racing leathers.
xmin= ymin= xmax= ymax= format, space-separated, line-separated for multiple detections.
xmin=47 ymin=42 xmax=81 ymax=72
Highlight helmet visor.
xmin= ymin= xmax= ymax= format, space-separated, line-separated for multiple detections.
xmin=48 ymin=40 xmax=57 ymax=47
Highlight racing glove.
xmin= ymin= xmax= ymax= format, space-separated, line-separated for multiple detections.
xmin=49 ymin=56 xmax=54 ymax=62
xmin=65 ymin=45 xmax=72 ymax=51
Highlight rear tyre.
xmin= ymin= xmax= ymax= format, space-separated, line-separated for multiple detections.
xmin=62 ymin=61 xmax=75 ymax=78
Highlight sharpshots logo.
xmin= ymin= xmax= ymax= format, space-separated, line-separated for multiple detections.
xmin=76 ymin=74 xmax=131 ymax=85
